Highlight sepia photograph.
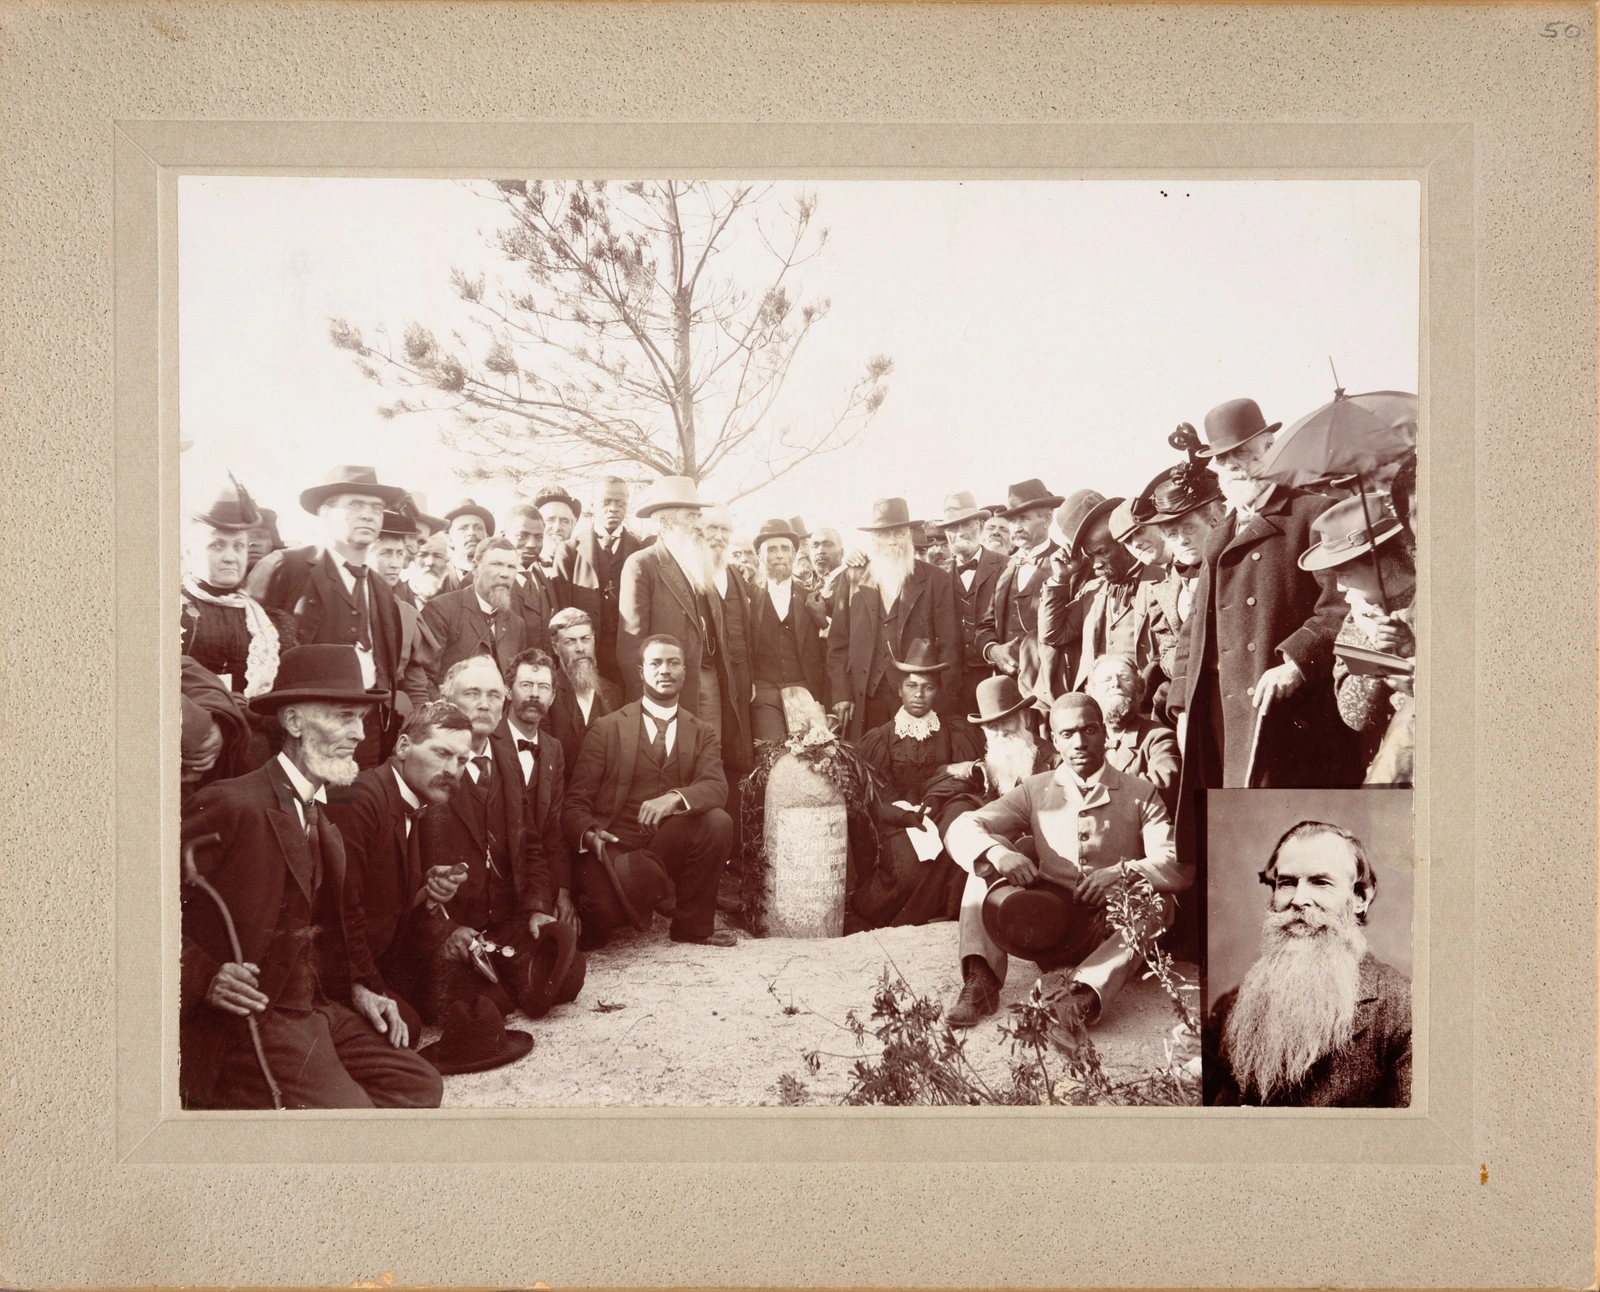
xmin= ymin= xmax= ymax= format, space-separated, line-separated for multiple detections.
xmin=177 ymin=175 xmax=1421 ymax=1110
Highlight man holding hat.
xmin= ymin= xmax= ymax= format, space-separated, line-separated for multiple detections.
xmin=437 ymin=498 xmax=496 ymax=594
xmin=975 ymin=479 xmax=1066 ymax=690
xmin=180 ymin=644 xmax=443 ymax=1109
xmin=850 ymin=640 xmax=984 ymax=929
xmin=826 ymin=496 xmax=961 ymax=740
xmin=1168 ymin=398 xmax=1360 ymax=792
xmin=944 ymin=693 xmax=1186 ymax=1034
xmin=554 ymin=477 xmax=649 ymax=690
xmin=617 ymin=477 xmax=748 ymax=759
xmin=937 ymin=492 xmax=1008 ymax=718
xmin=746 ymin=517 xmax=828 ymax=744
xmin=247 ymin=465 xmax=410 ymax=770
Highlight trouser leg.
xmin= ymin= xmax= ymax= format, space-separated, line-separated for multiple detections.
xmin=697 ymin=663 xmax=722 ymax=738
xmin=651 ymin=809 xmax=734 ymax=942
xmin=1064 ymin=891 xmax=1175 ymax=1020
xmin=321 ymin=1002 xmax=444 ymax=1108
xmin=957 ymin=869 xmax=1008 ymax=986
xmin=211 ymin=1007 xmax=374 ymax=1109
xmin=750 ymin=681 xmax=788 ymax=744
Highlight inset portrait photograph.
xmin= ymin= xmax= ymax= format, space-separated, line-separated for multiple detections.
xmin=1202 ymin=787 xmax=1412 ymax=1107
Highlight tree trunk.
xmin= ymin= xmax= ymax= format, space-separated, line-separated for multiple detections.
xmin=666 ymin=184 xmax=696 ymax=479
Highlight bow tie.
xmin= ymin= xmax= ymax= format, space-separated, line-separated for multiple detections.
xmin=515 ymin=738 xmax=538 ymax=754
xmin=958 ymin=559 xmax=979 ymax=573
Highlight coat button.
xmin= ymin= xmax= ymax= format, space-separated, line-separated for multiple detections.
xmin=1251 ymin=552 xmax=1262 ymax=561
xmin=1246 ymin=685 xmax=1255 ymax=696
xmin=1247 ymin=642 xmax=1256 ymax=651
xmin=1246 ymin=596 xmax=1256 ymax=606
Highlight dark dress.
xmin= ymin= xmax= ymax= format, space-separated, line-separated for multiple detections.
xmin=179 ymin=582 xmax=294 ymax=769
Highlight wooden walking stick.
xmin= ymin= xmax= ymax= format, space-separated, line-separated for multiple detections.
xmin=181 ymin=834 xmax=284 ymax=1110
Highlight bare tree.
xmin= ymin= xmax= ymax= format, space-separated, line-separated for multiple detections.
xmin=330 ymin=180 xmax=893 ymax=502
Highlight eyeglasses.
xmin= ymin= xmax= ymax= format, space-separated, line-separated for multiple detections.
xmin=335 ymin=498 xmax=386 ymax=517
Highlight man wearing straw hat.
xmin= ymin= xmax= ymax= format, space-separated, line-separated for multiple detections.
xmin=826 ymin=496 xmax=961 ymax=740
xmin=180 ymin=644 xmax=443 ymax=1110
xmin=1167 ymin=398 xmax=1360 ymax=793
xmin=247 ymin=465 xmax=410 ymax=770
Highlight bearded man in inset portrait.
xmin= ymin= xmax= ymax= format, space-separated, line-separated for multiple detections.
xmin=1204 ymin=820 xmax=1411 ymax=1107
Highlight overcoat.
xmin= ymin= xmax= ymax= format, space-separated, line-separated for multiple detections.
xmin=561 ymin=701 xmax=729 ymax=845
xmin=419 ymin=585 xmax=526 ymax=689
xmin=1204 ymin=952 xmax=1412 ymax=1107
xmin=179 ymin=758 xmax=359 ymax=1106
xmin=825 ymin=560 xmax=961 ymax=738
xmin=616 ymin=544 xmax=750 ymax=755
xmin=1168 ymin=486 xmax=1361 ymax=791
xmin=554 ymin=523 xmax=651 ymax=686
xmin=715 ymin=569 xmax=755 ymax=775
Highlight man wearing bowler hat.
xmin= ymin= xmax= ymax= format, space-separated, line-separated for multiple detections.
xmin=437 ymin=498 xmax=497 ymax=595
xmin=180 ymin=645 xmax=443 ymax=1109
xmin=976 ymin=479 xmax=1067 ymax=700
xmin=746 ymin=517 xmax=828 ymax=744
xmin=826 ymin=496 xmax=961 ymax=740
xmin=944 ymin=694 xmax=1186 ymax=1034
xmin=247 ymin=465 xmax=410 ymax=770
xmin=937 ymin=492 xmax=1008 ymax=718
xmin=1167 ymin=398 xmax=1360 ymax=794
xmin=562 ymin=634 xmax=738 ymax=949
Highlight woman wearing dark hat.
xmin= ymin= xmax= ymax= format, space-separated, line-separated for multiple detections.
xmin=849 ymin=640 xmax=984 ymax=930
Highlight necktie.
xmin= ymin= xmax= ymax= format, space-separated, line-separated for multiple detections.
xmin=302 ymin=799 xmax=324 ymax=889
xmin=344 ymin=563 xmax=372 ymax=648
xmin=472 ymin=755 xmax=491 ymax=783
xmin=649 ymin=716 xmax=668 ymax=755
xmin=404 ymin=804 xmax=425 ymax=886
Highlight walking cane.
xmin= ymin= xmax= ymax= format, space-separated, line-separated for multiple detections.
xmin=181 ymin=834 xmax=284 ymax=1110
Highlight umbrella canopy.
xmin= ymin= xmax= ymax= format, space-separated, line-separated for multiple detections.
xmin=1259 ymin=388 xmax=1417 ymax=488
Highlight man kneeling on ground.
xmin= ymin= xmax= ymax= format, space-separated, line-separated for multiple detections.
xmin=943 ymin=693 xmax=1190 ymax=1034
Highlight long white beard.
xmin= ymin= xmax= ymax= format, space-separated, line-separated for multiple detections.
xmin=301 ymin=745 xmax=360 ymax=788
xmin=983 ymin=728 xmax=1039 ymax=795
xmin=869 ymin=533 xmax=916 ymax=610
xmin=1219 ymin=476 xmax=1270 ymax=513
xmin=660 ymin=527 xmax=716 ymax=595
xmin=1225 ymin=904 xmax=1368 ymax=1101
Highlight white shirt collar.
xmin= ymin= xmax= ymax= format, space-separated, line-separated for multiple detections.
xmin=641 ymin=695 xmax=679 ymax=724
xmin=1025 ymin=538 xmax=1052 ymax=562
xmin=506 ymin=716 xmax=539 ymax=746
xmin=1056 ymin=762 xmax=1105 ymax=795
xmin=276 ymin=752 xmax=327 ymax=805
xmin=475 ymin=590 xmax=497 ymax=615
xmin=391 ymin=764 xmax=420 ymax=811
xmin=767 ymin=577 xmax=793 ymax=616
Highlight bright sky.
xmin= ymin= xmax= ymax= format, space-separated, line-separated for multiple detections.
xmin=180 ymin=177 xmax=1419 ymax=546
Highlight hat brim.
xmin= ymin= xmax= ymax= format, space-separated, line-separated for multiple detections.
xmin=1070 ymin=496 xmax=1125 ymax=555
xmin=999 ymin=494 xmax=1066 ymax=520
xmin=187 ymin=514 xmax=260 ymax=533
xmin=414 ymin=512 xmax=450 ymax=536
xmin=299 ymin=482 xmax=409 ymax=515
xmin=888 ymin=658 xmax=951 ymax=675
xmin=419 ymin=1022 xmax=534 ymax=1076
xmin=981 ymin=880 xmax=1075 ymax=953
xmin=939 ymin=507 xmax=989 ymax=527
xmin=755 ymin=528 xmax=803 ymax=548
xmin=1297 ymin=521 xmax=1402 ymax=571
xmin=968 ymin=692 xmax=1035 ymax=725
xmin=444 ymin=506 xmax=497 ymax=533
xmin=519 ymin=920 xmax=578 ymax=1020
xmin=248 ymin=685 xmax=391 ymax=714
xmin=635 ymin=499 xmax=700 ymax=519
xmin=857 ymin=519 xmax=915 ymax=532
xmin=1194 ymin=422 xmax=1281 ymax=459
xmin=1145 ymin=492 xmax=1221 ymax=523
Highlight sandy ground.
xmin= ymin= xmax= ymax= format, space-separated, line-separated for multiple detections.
xmin=430 ymin=919 xmax=1197 ymax=1107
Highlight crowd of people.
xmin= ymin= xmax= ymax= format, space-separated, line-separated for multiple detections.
xmin=178 ymin=393 xmax=1418 ymax=1109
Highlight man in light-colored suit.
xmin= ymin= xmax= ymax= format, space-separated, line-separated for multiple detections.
xmin=943 ymin=693 xmax=1188 ymax=1031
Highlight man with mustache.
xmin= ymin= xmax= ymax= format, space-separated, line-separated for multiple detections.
xmin=545 ymin=607 xmax=623 ymax=783
xmin=976 ymin=479 xmax=1066 ymax=692
xmin=553 ymin=477 xmax=648 ymax=690
xmin=420 ymin=536 xmax=533 ymax=689
xmin=533 ymin=483 xmax=583 ymax=576
xmin=827 ymin=496 xmax=961 ymax=740
xmin=944 ymin=694 xmax=1186 ymax=1035
xmin=501 ymin=647 xmax=585 ymax=949
xmin=406 ymin=531 xmax=452 ymax=606
xmin=322 ymin=700 xmax=476 ymax=1050
xmin=1167 ymin=398 xmax=1360 ymax=790
xmin=437 ymin=498 xmax=496 ymax=594
xmin=936 ymin=492 xmax=1008 ymax=720
xmin=1083 ymin=653 xmax=1180 ymax=814
xmin=500 ymin=502 xmax=563 ymax=655
xmin=180 ymin=645 xmax=443 ymax=1109
xmin=746 ymin=518 xmax=827 ymax=744
xmin=980 ymin=510 xmax=1013 ymax=557
xmin=1204 ymin=820 xmax=1411 ymax=1106
xmin=367 ymin=511 xmax=443 ymax=715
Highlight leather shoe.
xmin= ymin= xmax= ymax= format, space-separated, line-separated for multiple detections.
xmin=946 ymin=958 xmax=1001 ymax=1028
xmin=715 ymin=889 xmax=742 ymax=914
xmin=674 ymin=929 xmax=739 ymax=948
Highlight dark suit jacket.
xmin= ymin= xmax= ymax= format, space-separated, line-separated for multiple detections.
xmin=1205 ymin=953 xmax=1412 ymax=1107
xmin=715 ymin=571 xmax=755 ymax=774
xmin=826 ymin=560 xmax=961 ymax=737
xmin=616 ymin=546 xmax=750 ymax=759
xmin=497 ymin=717 xmax=574 ymax=892
xmin=1102 ymin=716 xmax=1181 ymax=813
xmin=246 ymin=546 xmax=402 ymax=698
xmin=546 ymin=670 xmax=623 ymax=786
xmin=554 ymin=523 xmax=650 ymax=685
xmin=420 ymin=585 xmax=526 ymax=689
xmin=1169 ymin=486 xmax=1359 ymax=789
xmin=561 ymin=701 xmax=728 ymax=845
xmin=321 ymin=762 xmax=426 ymax=999
xmin=951 ymin=546 xmax=1007 ymax=670
xmin=179 ymin=758 xmax=357 ymax=1105
xmin=747 ymin=581 xmax=827 ymax=702
xmin=975 ymin=542 xmax=1058 ymax=659
xmin=418 ymin=731 xmax=552 ymax=921
xmin=514 ymin=568 xmax=560 ymax=654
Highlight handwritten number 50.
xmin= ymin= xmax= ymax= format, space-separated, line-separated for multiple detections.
xmin=1541 ymin=21 xmax=1582 ymax=37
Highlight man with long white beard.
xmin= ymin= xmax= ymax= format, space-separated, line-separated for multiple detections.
xmin=1168 ymin=398 xmax=1360 ymax=792
xmin=617 ymin=477 xmax=747 ymax=758
xmin=1083 ymin=653 xmax=1179 ymax=814
xmin=826 ymin=496 xmax=961 ymax=740
xmin=420 ymin=536 xmax=530 ymax=688
xmin=180 ymin=645 xmax=443 ymax=1110
xmin=1204 ymin=821 xmax=1411 ymax=1106
xmin=544 ymin=607 xmax=623 ymax=782
xmin=406 ymin=531 xmax=452 ymax=605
